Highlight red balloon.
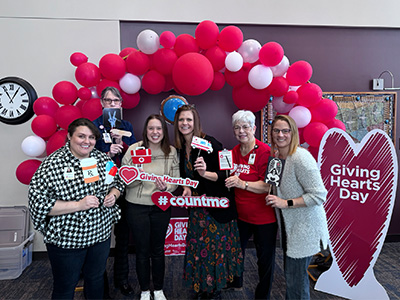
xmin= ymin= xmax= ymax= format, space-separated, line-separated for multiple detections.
xmin=55 ymin=105 xmax=82 ymax=129
xmin=75 ymin=99 xmax=87 ymax=110
xmin=309 ymin=98 xmax=338 ymax=123
xmin=195 ymin=20 xmax=219 ymax=50
xmin=16 ymin=159 xmax=42 ymax=185
xmin=259 ymin=42 xmax=284 ymax=67
xmin=33 ymin=97 xmax=59 ymax=117
xmin=119 ymin=47 xmax=137 ymax=58
xmin=70 ymin=52 xmax=88 ymax=67
xmin=141 ymin=70 xmax=166 ymax=95
xmin=96 ymin=79 xmax=120 ymax=98
xmin=326 ymin=118 xmax=346 ymax=131
xmin=303 ymin=122 xmax=329 ymax=147
xmin=286 ymin=61 xmax=313 ymax=86
xmin=307 ymin=146 xmax=319 ymax=161
xmin=297 ymin=83 xmax=322 ymax=107
xmin=204 ymin=46 xmax=226 ymax=71
xmin=225 ymin=62 xmax=252 ymax=88
xmin=174 ymin=34 xmax=200 ymax=57
xmin=298 ymin=127 xmax=305 ymax=144
xmin=218 ymin=26 xmax=243 ymax=52
xmin=81 ymin=98 xmax=103 ymax=121
xmin=160 ymin=31 xmax=176 ymax=49
xmin=283 ymin=90 xmax=299 ymax=104
xmin=152 ymin=48 xmax=178 ymax=75
xmin=99 ymin=53 xmax=126 ymax=81
xmin=121 ymin=91 xmax=140 ymax=109
xmin=126 ymin=51 xmax=151 ymax=76
xmin=267 ymin=77 xmax=289 ymax=97
xmin=77 ymin=87 xmax=92 ymax=100
xmin=31 ymin=115 xmax=58 ymax=138
xmin=52 ymin=81 xmax=78 ymax=105
xmin=210 ymin=71 xmax=225 ymax=91
xmin=75 ymin=62 xmax=101 ymax=87
xmin=232 ymin=82 xmax=270 ymax=112
xmin=46 ymin=129 xmax=68 ymax=155
xmin=163 ymin=75 xmax=174 ymax=92
xmin=172 ymin=53 xmax=214 ymax=96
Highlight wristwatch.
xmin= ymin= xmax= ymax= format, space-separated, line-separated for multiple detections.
xmin=244 ymin=181 xmax=249 ymax=190
xmin=287 ymin=199 xmax=294 ymax=207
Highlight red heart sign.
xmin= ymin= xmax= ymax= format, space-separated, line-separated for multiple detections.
xmin=152 ymin=191 xmax=172 ymax=211
xmin=119 ymin=166 xmax=139 ymax=185
xmin=317 ymin=129 xmax=396 ymax=295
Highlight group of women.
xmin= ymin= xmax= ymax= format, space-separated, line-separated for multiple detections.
xmin=28 ymin=88 xmax=329 ymax=300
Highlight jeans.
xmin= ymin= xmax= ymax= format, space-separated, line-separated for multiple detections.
xmin=285 ymin=255 xmax=312 ymax=300
xmin=237 ymin=220 xmax=278 ymax=300
xmin=126 ymin=202 xmax=171 ymax=291
xmin=46 ymin=238 xmax=111 ymax=300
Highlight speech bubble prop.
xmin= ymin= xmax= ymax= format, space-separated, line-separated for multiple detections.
xmin=315 ymin=128 xmax=397 ymax=299
xmin=151 ymin=191 xmax=230 ymax=211
xmin=119 ymin=165 xmax=199 ymax=188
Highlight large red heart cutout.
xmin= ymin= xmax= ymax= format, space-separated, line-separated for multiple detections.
xmin=319 ymin=129 xmax=396 ymax=288
xmin=119 ymin=166 xmax=139 ymax=185
xmin=151 ymin=191 xmax=172 ymax=211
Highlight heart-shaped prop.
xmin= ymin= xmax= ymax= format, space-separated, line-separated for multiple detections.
xmin=119 ymin=166 xmax=139 ymax=185
xmin=315 ymin=129 xmax=397 ymax=299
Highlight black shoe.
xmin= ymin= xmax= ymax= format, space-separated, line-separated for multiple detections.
xmin=223 ymin=280 xmax=243 ymax=291
xmin=118 ymin=283 xmax=134 ymax=296
xmin=208 ymin=290 xmax=221 ymax=300
xmin=193 ymin=291 xmax=206 ymax=300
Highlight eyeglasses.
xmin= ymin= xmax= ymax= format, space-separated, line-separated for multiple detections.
xmin=234 ymin=124 xmax=252 ymax=131
xmin=272 ymin=128 xmax=291 ymax=134
xmin=102 ymin=98 xmax=122 ymax=104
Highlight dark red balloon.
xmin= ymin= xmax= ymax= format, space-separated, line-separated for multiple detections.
xmin=16 ymin=159 xmax=42 ymax=185
xmin=52 ymin=81 xmax=78 ymax=105
xmin=31 ymin=115 xmax=58 ymax=138
xmin=81 ymin=98 xmax=102 ymax=121
xmin=55 ymin=105 xmax=82 ymax=129
xmin=286 ymin=61 xmax=313 ymax=86
xmin=309 ymin=98 xmax=338 ymax=123
xmin=218 ymin=26 xmax=243 ymax=52
xmin=70 ymin=52 xmax=88 ymax=67
xmin=33 ymin=97 xmax=59 ymax=117
xmin=160 ymin=31 xmax=176 ymax=49
xmin=195 ymin=20 xmax=219 ymax=50
xmin=210 ymin=71 xmax=225 ymax=91
xmin=303 ymin=122 xmax=329 ymax=147
xmin=283 ymin=90 xmax=299 ymax=104
xmin=75 ymin=62 xmax=101 ymax=87
xmin=152 ymin=48 xmax=178 ymax=75
xmin=259 ymin=42 xmax=284 ymax=67
xmin=232 ymin=82 xmax=270 ymax=112
xmin=77 ymin=87 xmax=92 ymax=101
xmin=126 ymin=51 xmax=151 ymax=76
xmin=326 ymin=118 xmax=346 ymax=131
xmin=46 ymin=130 xmax=68 ymax=155
xmin=205 ymin=46 xmax=226 ymax=71
xmin=225 ymin=62 xmax=252 ymax=88
xmin=121 ymin=91 xmax=140 ymax=109
xmin=297 ymin=83 xmax=322 ymax=107
xmin=142 ymin=70 xmax=166 ymax=95
xmin=174 ymin=34 xmax=200 ymax=57
xmin=99 ymin=53 xmax=126 ymax=81
xmin=267 ymin=77 xmax=289 ymax=97
xmin=119 ymin=47 xmax=137 ymax=58
xmin=96 ymin=79 xmax=120 ymax=98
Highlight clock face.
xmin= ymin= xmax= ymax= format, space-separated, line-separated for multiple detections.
xmin=0 ymin=77 xmax=37 ymax=125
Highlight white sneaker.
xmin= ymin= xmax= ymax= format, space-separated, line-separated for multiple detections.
xmin=140 ymin=290 xmax=152 ymax=300
xmin=154 ymin=290 xmax=167 ymax=300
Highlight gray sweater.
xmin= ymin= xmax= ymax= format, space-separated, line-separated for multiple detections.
xmin=277 ymin=147 xmax=329 ymax=259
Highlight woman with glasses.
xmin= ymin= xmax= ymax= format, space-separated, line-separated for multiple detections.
xmin=225 ymin=110 xmax=277 ymax=300
xmin=174 ymin=105 xmax=243 ymax=300
xmin=265 ymin=115 xmax=329 ymax=300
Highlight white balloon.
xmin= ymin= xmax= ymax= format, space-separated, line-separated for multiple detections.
xmin=288 ymin=106 xmax=312 ymax=128
xmin=238 ymin=39 xmax=261 ymax=63
xmin=137 ymin=29 xmax=160 ymax=55
xmin=271 ymin=55 xmax=290 ymax=77
xmin=21 ymin=135 xmax=46 ymax=157
xmin=225 ymin=51 xmax=243 ymax=72
xmin=272 ymin=96 xmax=295 ymax=113
xmin=248 ymin=65 xmax=273 ymax=90
xmin=119 ymin=73 xmax=141 ymax=94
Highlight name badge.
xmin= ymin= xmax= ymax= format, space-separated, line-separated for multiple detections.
xmin=103 ymin=132 xmax=112 ymax=143
xmin=248 ymin=153 xmax=256 ymax=165
xmin=64 ymin=167 xmax=75 ymax=180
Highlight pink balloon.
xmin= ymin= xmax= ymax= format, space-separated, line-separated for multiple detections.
xmin=172 ymin=53 xmax=214 ymax=96
xmin=267 ymin=77 xmax=289 ymax=97
xmin=248 ymin=65 xmax=273 ymax=90
xmin=121 ymin=91 xmax=140 ymax=109
xmin=272 ymin=96 xmax=295 ymax=113
xmin=46 ymin=129 xmax=68 ymax=155
xmin=210 ymin=71 xmax=225 ymax=91
xmin=309 ymin=98 xmax=338 ymax=123
xmin=286 ymin=61 xmax=313 ymax=86
xmin=75 ymin=62 xmax=101 ymax=88
xmin=326 ymin=118 xmax=346 ymax=131
xmin=55 ymin=105 xmax=82 ymax=129
xmin=271 ymin=56 xmax=290 ymax=77
xmin=119 ymin=73 xmax=141 ymax=94
xmin=77 ymin=87 xmax=92 ymax=101
xmin=259 ymin=42 xmax=284 ymax=67
xmin=70 ymin=52 xmax=88 ymax=67
xmin=119 ymin=47 xmax=137 ymax=58
xmin=288 ymin=106 xmax=312 ymax=128
xmin=16 ymin=159 xmax=42 ymax=185
xmin=205 ymin=46 xmax=226 ymax=71
xmin=31 ymin=115 xmax=58 ymax=138
xmin=96 ymin=79 xmax=120 ymax=98
xmin=99 ymin=53 xmax=126 ymax=81
xmin=142 ymin=70 xmax=166 ymax=95
xmin=152 ymin=48 xmax=178 ymax=75
xmin=160 ymin=31 xmax=176 ymax=49
xmin=225 ymin=62 xmax=251 ymax=88
xmin=33 ymin=97 xmax=59 ymax=117
xmin=52 ymin=81 xmax=78 ymax=105
xmin=174 ymin=34 xmax=200 ymax=57
xmin=218 ymin=26 xmax=243 ymax=52
xmin=126 ymin=51 xmax=151 ymax=76
xmin=283 ymin=90 xmax=299 ymax=104
xmin=297 ymin=83 xmax=322 ymax=107
xmin=232 ymin=82 xmax=270 ymax=112
xmin=195 ymin=20 xmax=219 ymax=49
xmin=303 ymin=122 xmax=329 ymax=147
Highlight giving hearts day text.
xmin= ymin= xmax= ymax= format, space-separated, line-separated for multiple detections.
xmin=329 ymin=164 xmax=380 ymax=203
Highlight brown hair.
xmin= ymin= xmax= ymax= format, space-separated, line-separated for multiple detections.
xmin=270 ymin=115 xmax=299 ymax=156
xmin=68 ymin=118 xmax=101 ymax=140
xmin=142 ymin=114 xmax=171 ymax=156
xmin=173 ymin=105 xmax=204 ymax=149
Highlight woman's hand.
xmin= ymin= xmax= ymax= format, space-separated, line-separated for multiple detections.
xmin=155 ymin=177 xmax=167 ymax=191
xmin=79 ymin=195 xmax=100 ymax=210
xmin=103 ymin=193 xmax=117 ymax=207
xmin=194 ymin=157 xmax=207 ymax=177
xmin=109 ymin=143 xmax=124 ymax=157
xmin=182 ymin=186 xmax=192 ymax=197
xmin=265 ymin=194 xmax=286 ymax=209
xmin=110 ymin=132 xmax=123 ymax=144
xmin=225 ymin=175 xmax=245 ymax=189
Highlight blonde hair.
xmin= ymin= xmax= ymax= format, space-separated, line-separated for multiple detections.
xmin=270 ymin=115 xmax=299 ymax=156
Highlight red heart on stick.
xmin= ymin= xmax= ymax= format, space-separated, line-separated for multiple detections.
xmin=151 ymin=191 xmax=172 ymax=211
xmin=319 ymin=129 xmax=396 ymax=287
xmin=119 ymin=166 xmax=139 ymax=185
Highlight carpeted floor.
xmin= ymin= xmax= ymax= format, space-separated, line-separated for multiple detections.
xmin=0 ymin=242 xmax=399 ymax=300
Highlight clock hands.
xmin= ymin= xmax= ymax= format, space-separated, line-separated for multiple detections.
xmin=9 ymin=87 xmax=21 ymax=104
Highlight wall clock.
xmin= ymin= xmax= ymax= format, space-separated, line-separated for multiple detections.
xmin=0 ymin=77 xmax=37 ymax=125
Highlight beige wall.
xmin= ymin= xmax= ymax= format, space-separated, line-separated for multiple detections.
xmin=0 ymin=0 xmax=398 ymax=251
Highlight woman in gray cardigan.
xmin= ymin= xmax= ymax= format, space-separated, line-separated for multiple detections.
xmin=265 ymin=115 xmax=329 ymax=300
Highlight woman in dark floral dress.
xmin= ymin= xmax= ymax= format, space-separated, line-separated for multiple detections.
xmin=174 ymin=105 xmax=243 ymax=300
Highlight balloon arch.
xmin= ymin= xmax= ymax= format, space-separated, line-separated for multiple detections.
xmin=16 ymin=20 xmax=345 ymax=185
